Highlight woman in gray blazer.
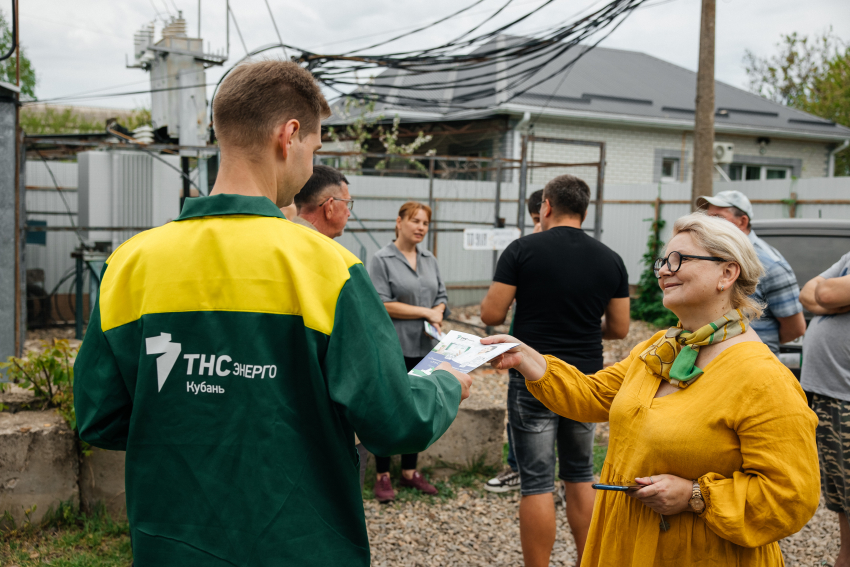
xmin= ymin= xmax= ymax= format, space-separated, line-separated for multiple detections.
xmin=368 ymin=201 xmax=449 ymax=503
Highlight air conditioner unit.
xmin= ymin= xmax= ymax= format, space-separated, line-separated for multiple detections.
xmin=713 ymin=142 xmax=734 ymax=164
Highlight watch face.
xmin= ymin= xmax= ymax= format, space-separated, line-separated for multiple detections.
xmin=690 ymin=497 xmax=705 ymax=513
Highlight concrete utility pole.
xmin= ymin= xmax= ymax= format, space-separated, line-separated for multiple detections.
xmin=692 ymin=0 xmax=715 ymax=210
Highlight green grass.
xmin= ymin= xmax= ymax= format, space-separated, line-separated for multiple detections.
xmin=1 ymin=502 xmax=132 ymax=567
xmin=593 ymin=443 xmax=608 ymax=476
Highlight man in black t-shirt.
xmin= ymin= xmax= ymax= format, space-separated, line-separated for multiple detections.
xmin=481 ymin=174 xmax=630 ymax=567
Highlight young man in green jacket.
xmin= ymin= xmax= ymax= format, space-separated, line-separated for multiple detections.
xmin=74 ymin=60 xmax=472 ymax=567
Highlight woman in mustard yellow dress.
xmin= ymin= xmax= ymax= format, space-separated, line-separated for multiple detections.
xmin=483 ymin=212 xmax=819 ymax=566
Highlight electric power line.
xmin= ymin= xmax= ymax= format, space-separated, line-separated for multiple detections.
xmin=262 ymin=0 xmax=289 ymax=60
xmin=229 ymin=6 xmax=249 ymax=55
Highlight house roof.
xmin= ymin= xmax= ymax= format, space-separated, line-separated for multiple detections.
xmin=329 ymin=38 xmax=850 ymax=142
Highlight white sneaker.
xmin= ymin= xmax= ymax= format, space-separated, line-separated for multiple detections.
xmin=484 ymin=470 xmax=521 ymax=493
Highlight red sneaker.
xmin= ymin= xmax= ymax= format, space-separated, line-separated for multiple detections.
xmin=374 ymin=475 xmax=395 ymax=503
xmin=399 ymin=471 xmax=438 ymax=495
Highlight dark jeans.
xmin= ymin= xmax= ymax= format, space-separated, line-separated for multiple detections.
xmin=507 ymin=423 xmax=518 ymax=472
xmin=356 ymin=443 xmax=368 ymax=489
xmin=374 ymin=356 xmax=422 ymax=474
xmin=507 ymin=370 xmax=596 ymax=496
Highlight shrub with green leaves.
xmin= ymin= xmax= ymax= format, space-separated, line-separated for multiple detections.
xmin=1 ymin=339 xmax=78 ymax=431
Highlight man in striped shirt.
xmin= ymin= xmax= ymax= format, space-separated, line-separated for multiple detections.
xmin=699 ymin=190 xmax=806 ymax=353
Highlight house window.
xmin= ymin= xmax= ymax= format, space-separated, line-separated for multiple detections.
xmin=729 ymin=164 xmax=790 ymax=181
xmin=661 ymin=158 xmax=679 ymax=182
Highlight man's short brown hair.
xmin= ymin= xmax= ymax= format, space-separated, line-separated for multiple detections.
xmin=542 ymin=174 xmax=591 ymax=218
xmin=213 ymin=60 xmax=331 ymax=150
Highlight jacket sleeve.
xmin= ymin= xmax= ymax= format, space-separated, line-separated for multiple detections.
xmin=697 ymin=378 xmax=820 ymax=548
xmin=73 ymin=263 xmax=133 ymax=451
xmin=324 ymin=264 xmax=462 ymax=456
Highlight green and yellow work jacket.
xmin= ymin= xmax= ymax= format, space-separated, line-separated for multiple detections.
xmin=74 ymin=194 xmax=462 ymax=566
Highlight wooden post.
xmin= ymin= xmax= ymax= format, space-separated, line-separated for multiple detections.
xmin=692 ymin=0 xmax=715 ymax=210
xmin=492 ymin=159 xmax=502 ymax=275
xmin=427 ymin=157 xmax=435 ymax=251
xmin=593 ymin=143 xmax=606 ymax=240
xmin=788 ymin=192 xmax=798 ymax=218
xmin=517 ymin=135 xmax=529 ymax=235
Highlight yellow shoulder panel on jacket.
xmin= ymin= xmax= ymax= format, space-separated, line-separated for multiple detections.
xmin=100 ymin=216 xmax=362 ymax=335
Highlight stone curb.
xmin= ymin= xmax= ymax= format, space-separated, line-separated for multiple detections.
xmin=1 ymin=403 xmax=505 ymax=523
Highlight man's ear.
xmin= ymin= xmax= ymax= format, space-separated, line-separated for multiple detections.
xmin=278 ymin=119 xmax=301 ymax=159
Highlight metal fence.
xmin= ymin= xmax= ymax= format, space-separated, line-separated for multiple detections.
xmin=23 ymin=156 xmax=850 ymax=319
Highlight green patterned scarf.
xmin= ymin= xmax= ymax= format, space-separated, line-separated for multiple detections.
xmin=639 ymin=309 xmax=748 ymax=388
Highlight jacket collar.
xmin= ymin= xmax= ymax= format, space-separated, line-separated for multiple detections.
xmin=176 ymin=194 xmax=285 ymax=221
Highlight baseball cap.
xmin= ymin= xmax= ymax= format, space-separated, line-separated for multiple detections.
xmin=696 ymin=190 xmax=754 ymax=219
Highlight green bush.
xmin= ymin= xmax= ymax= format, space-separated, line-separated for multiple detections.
xmin=630 ymin=218 xmax=679 ymax=329
xmin=1 ymin=340 xmax=86 ymax=452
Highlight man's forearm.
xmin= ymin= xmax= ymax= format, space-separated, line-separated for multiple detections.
xmin=778 ymin=312 xmax=806 ymax=344
xmin=800 ymin=278 xmax=834 ymax=315
xmin=815 ymin=275 xmax=850 ymax=310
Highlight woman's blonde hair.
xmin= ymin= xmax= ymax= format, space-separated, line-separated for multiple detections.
xmin=669 ymin=212 xmax=765 ymax=320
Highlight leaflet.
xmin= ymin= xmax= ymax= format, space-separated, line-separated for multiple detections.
xmin=408 ymin=330 xmax=519 ymax=376
xmin=423 ymin=321 xmax=446 ymax=341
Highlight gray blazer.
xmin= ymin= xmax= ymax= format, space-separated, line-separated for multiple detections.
xmin=368 ymin=242 xmax=449 ymax=358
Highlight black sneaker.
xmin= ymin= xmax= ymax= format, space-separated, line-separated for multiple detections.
xmin=484 ymin=470 xmax=521 ymax=493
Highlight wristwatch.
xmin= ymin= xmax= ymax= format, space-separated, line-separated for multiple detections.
xmin=689 ymin=480 xmax=705 ymax=513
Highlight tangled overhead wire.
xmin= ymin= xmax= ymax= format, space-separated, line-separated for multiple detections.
xmin=210 ymin=0 xmax=653 ymax=120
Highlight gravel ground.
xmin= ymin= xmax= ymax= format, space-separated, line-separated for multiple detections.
xmin=365 ymin=490 xmax=579 ymax=567
xmin=366 ymin=491 xmax=840 ymax=567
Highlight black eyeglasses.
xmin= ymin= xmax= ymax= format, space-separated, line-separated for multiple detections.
xmin=320 ymin=197 xmax=354 ymax=212
xmin=653 ymin=251 xmax=728 ymax=278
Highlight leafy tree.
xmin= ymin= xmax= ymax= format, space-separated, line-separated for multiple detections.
xmin=327 ymin=96 xmax=434 ymax=173
xmin=0 ymin=9 xmax=35 ymax=98
xmin=744 ymin=29 xmax=850 ymax=176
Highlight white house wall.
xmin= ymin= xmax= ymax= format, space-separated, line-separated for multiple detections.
xmin=526 ymin=119 xmax=833 ymax=185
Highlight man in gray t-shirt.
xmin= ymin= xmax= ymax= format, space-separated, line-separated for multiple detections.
xmin=801 ymin=252 xmax=850 ymax=400
xmin=800 ymin=251 xmax=850 ymax=562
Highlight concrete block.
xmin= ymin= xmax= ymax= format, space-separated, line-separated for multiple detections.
xmin=80 ymin=448 xmax=127 ymax=521
xmin=420 ymin=404 xmax=505 ymax=469
xmin=0 ymin=410 xmax=79 ymax=526
xmin=0 ymin=384 xmax=39 ymax=413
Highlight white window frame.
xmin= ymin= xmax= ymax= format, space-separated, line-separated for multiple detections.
xmin=660 ymin=157 xmax=680 ymax=183
xmin=729 ymin=163 xmax=791 ymax=181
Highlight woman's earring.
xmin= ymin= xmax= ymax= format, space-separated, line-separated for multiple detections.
xmin=719 ymin=284 xmax=725 ymax=292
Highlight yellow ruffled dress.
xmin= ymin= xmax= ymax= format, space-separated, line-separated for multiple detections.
xmin=526 ymin=332 xmax=819 ymax=567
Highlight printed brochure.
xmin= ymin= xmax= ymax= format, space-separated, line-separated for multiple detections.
xmin=408 ymin=330 xmax=519 ymax=376
xmin=423 ymin=321 xmax=446 ymax=341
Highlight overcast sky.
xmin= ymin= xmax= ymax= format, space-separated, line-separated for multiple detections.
xmin=18 ymin=0 xmax=850 ymax=110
